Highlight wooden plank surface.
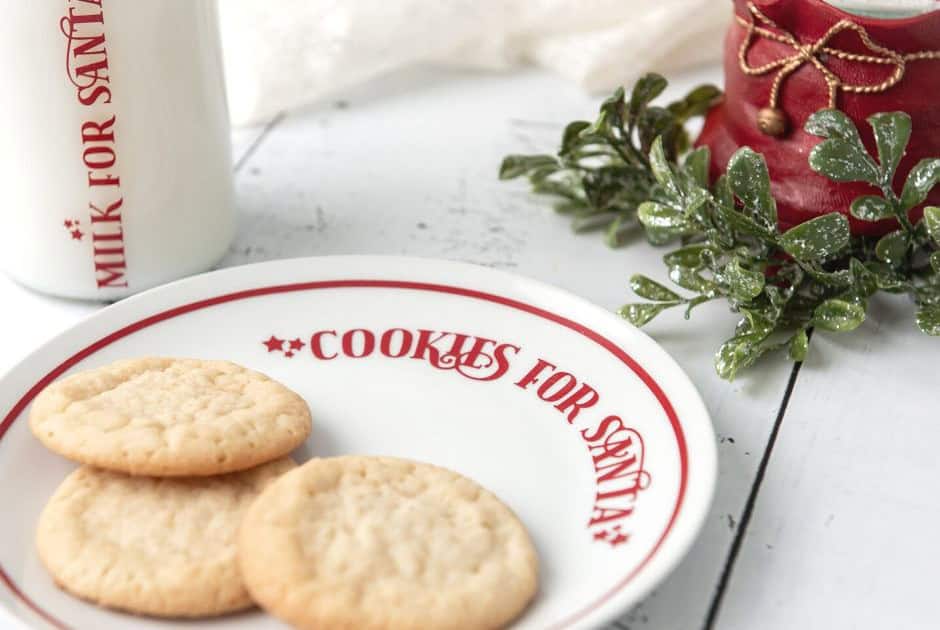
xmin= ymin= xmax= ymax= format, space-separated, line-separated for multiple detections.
xmin=712 ymin=296 xmax=939 ymax=630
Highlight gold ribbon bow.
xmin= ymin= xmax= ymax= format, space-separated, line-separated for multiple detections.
xmin=736 ymin=1 xmax=940 ymax=136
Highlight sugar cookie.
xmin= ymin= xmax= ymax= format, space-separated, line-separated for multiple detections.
xmin=239 ymin=455 xmax=538 ymax=630
xmin=36 ymin=458 xmax=295 ymax=617
xmin=30 ymin=358 xmax=311 ymax=476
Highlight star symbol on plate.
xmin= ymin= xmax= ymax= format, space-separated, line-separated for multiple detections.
xmin=609 ymin=533 xmax=629 ymax=547
xmin=288 ymin=338 xmax=305 ymax=351
xmin=64 ymin=219 xmax=73 ymax=228
xmin=70 ymin=229 xmax=83 ymax=241
xmin=284 ymin=350 xmax=295 ymax=358
xmin=262 ymin=335 xmax=284 ymax=352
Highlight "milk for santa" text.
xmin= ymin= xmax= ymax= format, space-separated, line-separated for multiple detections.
xmin=61 ymin=0 xmax=128 ymax=288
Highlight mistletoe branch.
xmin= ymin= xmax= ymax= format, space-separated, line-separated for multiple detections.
xmin=500 ymin=74 xmax=940 ymax=380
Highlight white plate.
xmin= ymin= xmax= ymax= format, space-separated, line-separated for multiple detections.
xmin=0 ymin=256 xmax=716 ymax=630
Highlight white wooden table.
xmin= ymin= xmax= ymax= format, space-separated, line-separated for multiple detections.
xmin=2 ymin=65 xmax=935 ymax=630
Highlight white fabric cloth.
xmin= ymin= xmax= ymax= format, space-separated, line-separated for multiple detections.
xmin=218 ymin=0 xmax=729 ymax=126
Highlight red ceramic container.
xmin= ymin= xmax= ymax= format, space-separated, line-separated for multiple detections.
xmin=696 ymin=0 xmax=940 ymax=236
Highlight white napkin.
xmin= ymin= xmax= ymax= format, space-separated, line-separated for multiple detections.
xmin=218 ymin=0 xmax=728 ymax=126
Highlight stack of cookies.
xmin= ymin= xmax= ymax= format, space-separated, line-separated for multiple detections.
xmin=30 ymin=357 xmax=312 ymax=617
xmin=30 ymin=357 xmax=539 ymax=629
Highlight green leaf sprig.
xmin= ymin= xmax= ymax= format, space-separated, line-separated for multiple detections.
xmin=500 ymin=74 xmax=940 ymax=379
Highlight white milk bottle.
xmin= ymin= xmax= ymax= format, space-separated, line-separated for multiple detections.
xmin=0 ymin=0 xmax=234 ymax=300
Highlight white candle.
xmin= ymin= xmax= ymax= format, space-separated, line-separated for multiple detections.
xmin=825 ymin=0 xmax=939 ymax=17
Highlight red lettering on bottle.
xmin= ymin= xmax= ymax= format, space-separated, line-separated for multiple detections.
xmin=94 ymin=261 xmax=127 ymax=288
xmin=92 ymin=245 xmax=124 ymax=256
xmin=74 ymin=58 xmax=109 ymax=85
xmin=72 ymin=33 xmax=106 ymax=58
xmin=91 ymin=229 xmax=123 ymax=242
xmin=78 ymin=84 xmax=111 ymax=106
xmin=88 ymin=172 xmax=120 ymax=187
xmin=65 ymin=1 xmax=129 ymax=291
xmin=67 ymin=6 xmax=103 ymax=25
xmin=82 ymin=145 xmax=115 ymax=169
xmin=81 ymin=115 xmax=115 ymax=144
xmin=88 ymin=198 xmax=123 ymax=222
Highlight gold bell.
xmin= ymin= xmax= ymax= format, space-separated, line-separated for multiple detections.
xmin=757 ymin=107 xmax=788 ymax=137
